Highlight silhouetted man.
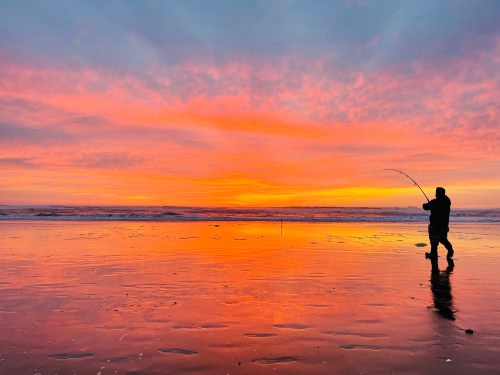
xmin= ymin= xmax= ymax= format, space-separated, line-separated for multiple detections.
xmin=423 ymin=187 xmax=454 ymax=259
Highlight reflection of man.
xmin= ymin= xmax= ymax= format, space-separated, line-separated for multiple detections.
xmin=430 ymin=258 xmax=455 ymax=320
xmin=423 ymin=187 xmax=454 ymax=259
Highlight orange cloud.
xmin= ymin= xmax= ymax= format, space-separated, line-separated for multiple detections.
xmin=1 ymin=44 xmax=499 ymax=207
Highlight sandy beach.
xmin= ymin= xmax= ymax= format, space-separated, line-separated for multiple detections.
xmin=0 ymin=221 xmax=499 ymax=374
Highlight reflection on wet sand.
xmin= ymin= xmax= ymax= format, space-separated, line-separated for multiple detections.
xmin=0 ymin=221 xmax=499 ymax=374
xmin=429 ymin=257 xmax=455 ymax=320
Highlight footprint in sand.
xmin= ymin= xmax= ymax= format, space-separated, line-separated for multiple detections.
xmin=172 ymin=324 xmax=228 ymax=330
xmin=273 ymin=323 xmax=310 ymax=329
xmin=48 ymin=353 xmax=94 ymax=359
xmin=171 ymin=325 xmax=199 ymax=330
xmin=251 ymin=357 xmax=296 ymax=364
xmin=244 ymin=333 xmax=276 ymax=338
xmin=339 ymin=344 xmax=380 ymax=350
xmin=322 ymin=330 xmax=387 ymax=338
xmin=200 ymin=324 xmax=228 ymax=329
xmin=158 ymin=348 xmax=197 ymax=355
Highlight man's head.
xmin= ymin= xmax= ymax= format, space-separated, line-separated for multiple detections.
xmin=436 ymin=187 xmax=446 ymax=197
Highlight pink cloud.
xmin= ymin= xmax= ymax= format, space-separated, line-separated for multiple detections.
xmin=0 ymin=40 xmax=498 ymax=206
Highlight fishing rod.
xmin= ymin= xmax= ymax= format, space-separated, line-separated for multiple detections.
xmin=384 ymin=168 xmax=430 ymax=202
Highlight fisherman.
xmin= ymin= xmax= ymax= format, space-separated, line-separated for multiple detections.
xmin=423 ymin=187 xmax=454 ymax=259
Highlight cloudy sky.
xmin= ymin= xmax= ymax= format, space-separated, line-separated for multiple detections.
xmin=1 ymin=0 xmax=499 ymax=207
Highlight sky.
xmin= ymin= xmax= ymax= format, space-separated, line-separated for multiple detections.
xmin=1 ymin=0 xmax=499 ymax=208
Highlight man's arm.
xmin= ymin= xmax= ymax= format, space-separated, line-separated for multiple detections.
xmin=423 ymin=200 xmax=434 ymax=211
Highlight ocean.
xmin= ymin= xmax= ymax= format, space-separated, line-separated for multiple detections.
xmin=0 ymin=206 xmax=498 ymax=222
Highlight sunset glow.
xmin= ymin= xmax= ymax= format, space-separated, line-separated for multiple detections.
xmin=1 ymin=1 xmax=499 ymax=207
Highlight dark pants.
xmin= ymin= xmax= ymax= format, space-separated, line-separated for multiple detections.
xmin=428 ymin=225 xmax=453 ymax=255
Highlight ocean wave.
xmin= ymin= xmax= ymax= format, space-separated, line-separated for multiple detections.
xmin=0 ymin=206 xmax=499 ymax=223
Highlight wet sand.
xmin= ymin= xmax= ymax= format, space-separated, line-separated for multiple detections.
xmin=0 ymin=221 xmax=499 ymax=374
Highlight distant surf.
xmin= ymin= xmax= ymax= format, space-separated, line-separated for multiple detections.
xmin=0 ymin=206 xmax=498 ymax=222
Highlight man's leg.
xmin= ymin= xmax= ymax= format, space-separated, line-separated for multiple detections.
xmin=427 ymin=225 xmax=439 ymax=258
xmin=440 ymin=234 xmax=454 ymax=258
xmin=429 ymin=242 xmax=439 ymax=257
